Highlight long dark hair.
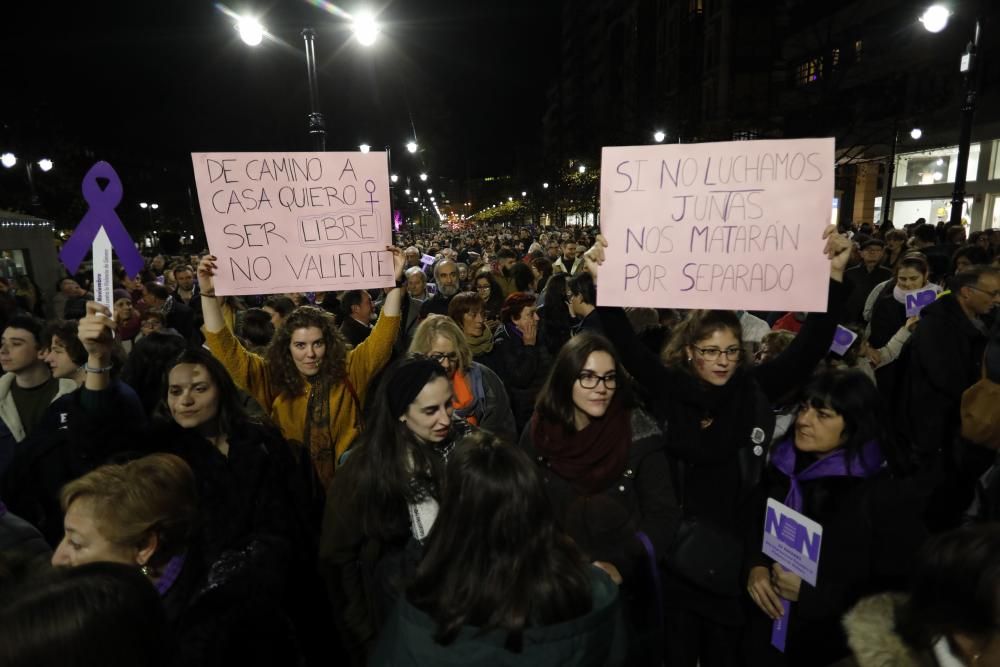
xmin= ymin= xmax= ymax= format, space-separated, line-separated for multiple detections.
xmin=0 ymin=562 xmax=170 ymax=667
xmin=120 ymin=332 xmax=188 ymax=417
xmin=538 ymin=273 xmax=571 ymax=354
xmin=896 ymin=524 xmax=1000 ymax=653
xmin=535 ymin=333 xmax=632 ymax=433
xmin=798 ymin=369 xmax=895 ymax=473
xmin=407 ymin=432 xmax=592 ymax=649
xmin=347 ymin=356 xmax=452 ymax=543
xmin=155 ymin=347 xmax=256 ymax=437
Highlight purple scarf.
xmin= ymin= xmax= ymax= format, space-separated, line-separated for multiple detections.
xmin=770 ymin=439 xmax=884 ymax=512
xmin=154 ymin=554 xmax=187 ymax=596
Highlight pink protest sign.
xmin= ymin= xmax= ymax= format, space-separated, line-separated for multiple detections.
xmin=190 ymin=152 xmax=394 ymax=296
xmin=598 ymin=138 xmax=835 ymax=311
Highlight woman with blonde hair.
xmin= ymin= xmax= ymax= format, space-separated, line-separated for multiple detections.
xmin=409 ymin=315 xmax=516 ymax=443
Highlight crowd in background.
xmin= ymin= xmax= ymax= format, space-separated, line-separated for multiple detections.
xmin=0 ymin=216 xmax=998 ymax=667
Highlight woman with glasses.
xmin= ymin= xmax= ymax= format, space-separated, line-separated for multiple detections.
xmin=520 ymin=333 xmax=679 ymax=665
xmin=408 ymin=316 xmax=516 ymax=444
xmin=583 ymin=226 xmax=854 ymax=667
xmin=473 ymin=271 xmax=504 ymax=331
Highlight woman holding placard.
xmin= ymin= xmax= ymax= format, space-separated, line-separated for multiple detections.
xmin=743 ymin=370 xmax=925 ymax=666
xmin=580 ymin=226 xmax=853 ymax=667
xmin=196 ymin=250 xmax=405 ymax=487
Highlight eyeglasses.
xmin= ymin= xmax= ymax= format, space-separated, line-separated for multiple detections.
xmin=691 ymin=346 xmax=743 ymax=362
xmin=428 ymin=352 xmax=459 ymax=363
xmin=967 ymin=285 xmax=1000 ymax=298
xmin=577 ymin=372 xmax=617 ymax=389
xmin=476 ymin=286 xmax=491 ymax=292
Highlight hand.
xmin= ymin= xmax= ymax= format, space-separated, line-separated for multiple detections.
xmin=197 ymin=255 xmax=218 ymax=294
xmin=593 ymin=561 xmax=622 ymax=585
xmin=582 ymin=234 xmax=608 ymax=282
xmin=78 ymin=301 xmax=116 ymax=357
xmin=864 ymin=345 xmax=883 ymax=367
xmin=748 ymin=565 xmax=784 ymax=620
xmin=905 ymin=315 xmax=919 ymax=331
xmin=520 ymin=316 xmax=538 ymax=346
xmin=387 ymin=245 xmax=405 ymax=282
xmin=823 ymin=225 xmax=851 ymax=282
xmin=771 ymin=563 xmax=801 ymax=602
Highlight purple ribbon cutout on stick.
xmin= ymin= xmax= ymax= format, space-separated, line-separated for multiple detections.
xmin=59 ymin=161 xmax=145 ymax=278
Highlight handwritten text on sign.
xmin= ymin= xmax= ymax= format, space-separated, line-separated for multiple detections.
xmin=598 ymin=138 xmax=835 ymax=311
xmin=191 ymin=152 xmax=394 ymax=296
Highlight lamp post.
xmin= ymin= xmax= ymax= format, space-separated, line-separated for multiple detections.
xmin=881 ymin=124 xmax=922 ymax=226
xmin=237 ymin=13 xmax=379 ymax=151
xmin=921 ymin=4 xmax=982 ymax=227
xmin=1 ymin=153 xmax=54 ymax=209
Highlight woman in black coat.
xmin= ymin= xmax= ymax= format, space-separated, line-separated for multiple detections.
xmin=519 ymin=333 xmax=679 ymax=665
xmin=492 ymin=291 xmax=553 ymax=434
xmin=744 ymin=371 xmax=926 ymax=667
xmin=585 ymin=226 xmax=853 ymax=667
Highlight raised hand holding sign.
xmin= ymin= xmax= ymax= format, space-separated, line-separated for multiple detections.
xmin=58 ymin=161 xmax=144 ymax=309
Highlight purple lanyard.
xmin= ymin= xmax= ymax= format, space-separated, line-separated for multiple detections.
xmin=635 ymin=531 xmax=663 ymax=624
xmin=155 ymin=554 xmax=186 ymax=596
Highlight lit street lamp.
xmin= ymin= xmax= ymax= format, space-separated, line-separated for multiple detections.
xmin=542 ymin=182 xmax=549 ymax=189
xmin=359 ymin=144 xmax=371 ymax=153
xmin=921 ymin=4 xmax=981 ymax=226
xmin=653 ymin=130 xmax=666 ymax=143
xmin=578 ymin=165 xmax=586 ymax=174
xmin=882 ymin=126 xmax=922 ymax=224
xmin=2 ymin=152 xmax=55 ymax=208
xmin=910 ymin=128 xmax=923 ymax=140
xmin=390 ymin=174 xmax=398 ymax=183
xmin=419 ymin=173 xmax=428 ymax=182
xmin=407 ymin=141 xmax=418 ymax=153
xmin=236 ymin=11 xmax=379 ymax=151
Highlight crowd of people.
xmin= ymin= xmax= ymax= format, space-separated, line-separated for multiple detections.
xmin=0 ymin=217 xmax=998 ymax=667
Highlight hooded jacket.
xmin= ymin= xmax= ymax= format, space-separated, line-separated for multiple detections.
xmin=0 ymin=373 xmax=77 ymax=481
xmin=370 ymin=567 xmax=627 ymax=666
xmin=842 ymin=593 xmax=961 ymax=667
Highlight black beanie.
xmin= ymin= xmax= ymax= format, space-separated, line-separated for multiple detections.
xmin=386 ymin=357 xmax=446 ymax=418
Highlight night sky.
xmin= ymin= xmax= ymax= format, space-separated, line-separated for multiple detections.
xmin=1 ymin=0 xmax=559 ymax=221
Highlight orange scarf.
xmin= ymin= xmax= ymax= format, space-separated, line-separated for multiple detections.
xmin=452 ymin=369 xmax=479 ymax=426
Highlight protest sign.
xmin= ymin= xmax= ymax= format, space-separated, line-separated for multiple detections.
xmin=190 ymin=152 xmax=394 ymax=296
xmin=59 ymin=161 xmax=145 ymax=310
xmin=829 ymin=325 xmax=858 ymax=356
xmin=904 ymin=287 xmax=937 ymax=317
xmin=762 ymin=498 xmax=824 ymax=652
xmin=598 ymin=138 xmax=835 ymax=311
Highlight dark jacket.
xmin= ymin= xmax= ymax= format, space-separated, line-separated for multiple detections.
xmin=165 ymin=297 xmax=197 ymax=343
xmin=899 ymin=293 xmax=987 ymax=463
xmin=492 ymin=324 xmax=552 ymax=434
xmin=419 ymin=293 xmax=454 ymax=319
xmin=844 ymin=264 xmax=893 ymax=324
xmin=3 ymin=381 xmax=147 ymax=546
xmin=0 ymin=506 xmax=51 ymax=575
xmin=370 ymin=567 xmax=628 ymax=667
xmin=867 ymin=281 xmax=908 ymax=406
xmin=340 ymin=316 xmax=373 ymax=348
xmin=743 ymin=462 xmax=926 ymax=667
xmin=598 ymin=280 xmax=849 ymax=624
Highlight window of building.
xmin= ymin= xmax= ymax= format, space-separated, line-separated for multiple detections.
xmin=0 ymin=249 xmax=28 ymax=280
xmin=894 ymin=144 xmax=982 ymax=187
xmin=854 ymin=40 xmax=863 ymax=63
xmin=794 ymin=57 xmax=823 ymax=85
xmin=732 ymin=129 xmax=762 ymax=141
xmin=831 ymin=48 xmax=840 ymax=68
xmin=689 ymin=0 xmax=703 ymax=15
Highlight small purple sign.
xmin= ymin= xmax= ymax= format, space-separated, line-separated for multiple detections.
xmin=762 ymin=499 xmax=823 ymax=653
xmin=829 ymin=325 xmax=857 ymax=356
xmin=904 ymin=288 xmax=937 ymax=317
xmin=420 ymin=253 xmax=436 ymax=268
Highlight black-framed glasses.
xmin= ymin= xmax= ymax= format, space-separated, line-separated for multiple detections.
xmin=967 ymin=285 xmax=1000 ymax=298
xmin=476 ymin=286 xmax=491 ymax=293
xmin=577 ymin=372 xmax=617 ymax=389
xmin=692 ymin=346 xmax=743 ymax=362
xmin=429 ymin=352 xmax=459 ymax=363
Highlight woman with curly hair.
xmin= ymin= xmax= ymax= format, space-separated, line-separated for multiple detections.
xmin=197 ymin=250 xmax=406 ymax=487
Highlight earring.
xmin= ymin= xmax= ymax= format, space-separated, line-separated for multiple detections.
xmin=140 ymin=565 xmax=151 ymax=578
xmin=687 ymin=356 xmax=692 ymax=362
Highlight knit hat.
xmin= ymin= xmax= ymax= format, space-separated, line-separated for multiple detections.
xmin=386 ymin=356 xmax=447 ymax=418
xmin=113 ymin=289 xmax=131 ymax=302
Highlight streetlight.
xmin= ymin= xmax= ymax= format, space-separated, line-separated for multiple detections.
xmin=882 ymin=126 xmax=923 ymax=225
xmin=359 ymin=143 xmax=371 ymax=153
xmin=419 ymin=173 xmax=428 ymax=181
xmin=653 ymin=130 xmax=666 ymax=143
xmin=921 ymin=3 xmax=981 ymax=226
xmin=919 ymin=5 xmax=950 ymax=33
xmin=404 ymin=188 xmax=411 ymax=195
xmin=2 ymin=152 xmax=54 ymax=208
xmin=542 ymin=182 xmax=549 ymax=189
xmin=390 ymin=174 xmax=398 ymax=183
xmin=426 ymin=188 xmax=433 ymax=194
xmin=578 ymin=165 xmax=586 ymax=174
xmin=1 ymin=153 xmax=17 ymax=168
xmin=236 ymin=12 xmax=379 ymax=151
xmin=38 ymin=159 xmax=53 ymax=172
xmin=407 ymin=141 xmax=418 ymax=153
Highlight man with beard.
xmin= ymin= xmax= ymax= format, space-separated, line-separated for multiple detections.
xmin=493 ymin=248 xmax=518 ymax=297
xmin=420 ymin=260 xmax=460 ymax=318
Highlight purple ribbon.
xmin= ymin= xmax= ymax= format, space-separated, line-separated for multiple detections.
xmin=59 ymin=161 xmax=145 ymax=278
xmin=770 ymin=438 xmax=883 ymax=513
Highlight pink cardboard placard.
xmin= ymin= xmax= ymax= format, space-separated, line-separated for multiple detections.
xmin=190 ymin=152 xmax=395 ymax=296
xmin=597 ymin=138 xmax=835 ymax=312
